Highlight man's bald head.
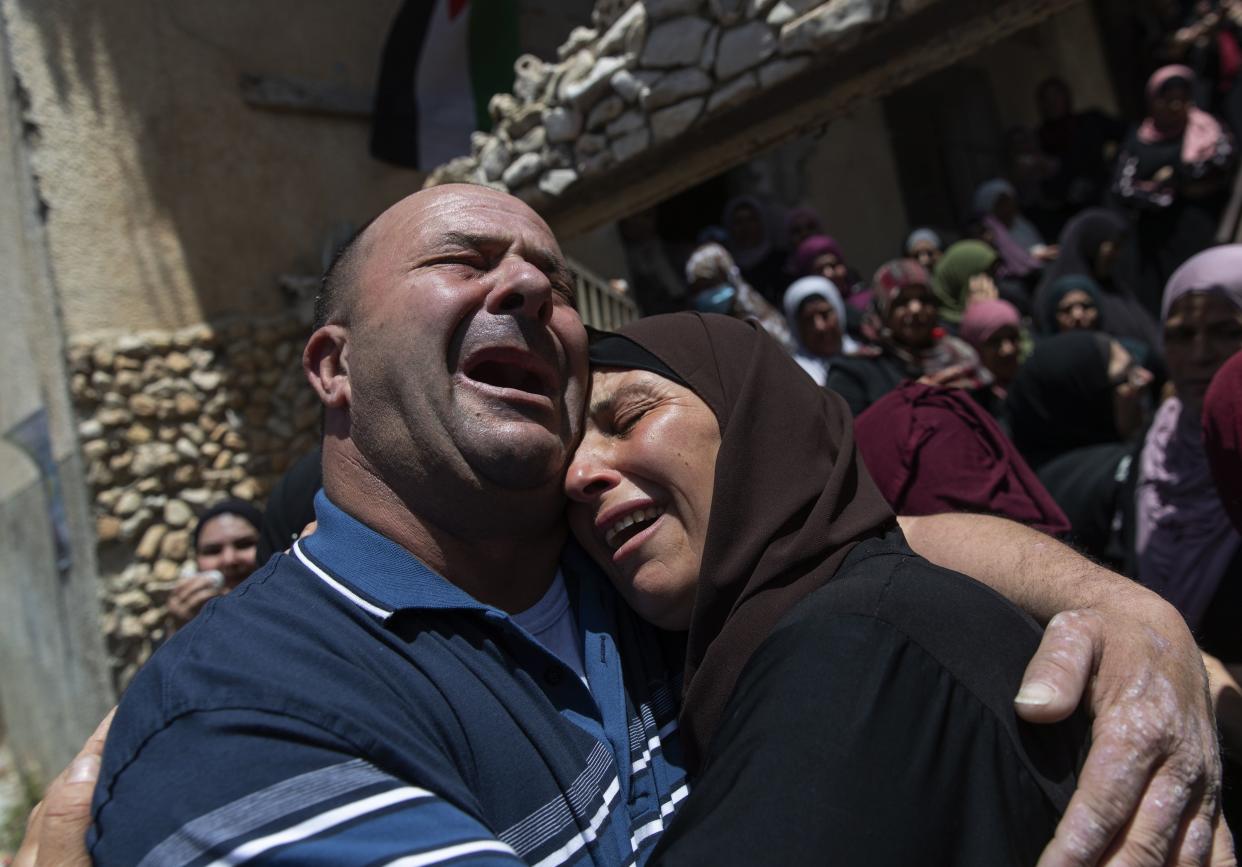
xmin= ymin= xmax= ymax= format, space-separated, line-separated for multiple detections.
xmin=312 ymin=185 xmax=569 ymax=331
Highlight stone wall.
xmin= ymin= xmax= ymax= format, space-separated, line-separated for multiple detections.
xmin=426 ymin=0 xmax=910 ymax=204
xmin=66 ymin=315 xmax=319 ymax=689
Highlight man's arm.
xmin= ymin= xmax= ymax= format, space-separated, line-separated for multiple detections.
xmin=899 ymin=513 xmax=1235 ymax=867
xmin=90 ymin=708 xmax=524 ymax=867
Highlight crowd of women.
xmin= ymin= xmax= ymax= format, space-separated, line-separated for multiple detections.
xmin=640 ymin=61 xmax=1242 ymax=822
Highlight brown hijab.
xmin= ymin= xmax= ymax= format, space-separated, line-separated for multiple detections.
xmin=612 ymin=312 xmax=896 ymax=771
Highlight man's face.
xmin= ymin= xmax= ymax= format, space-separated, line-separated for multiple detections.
xmin=344 ymin=186 xmax=589 ymax=502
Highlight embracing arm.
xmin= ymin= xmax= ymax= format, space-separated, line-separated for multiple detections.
xmin=898 ymin=513 xmax=1234 ymax=867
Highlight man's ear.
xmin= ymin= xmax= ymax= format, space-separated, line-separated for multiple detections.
xmin=304 ymin=325 xmax=351 ymax=409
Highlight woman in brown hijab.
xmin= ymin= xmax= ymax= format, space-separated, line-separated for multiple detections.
xmin=567 ymin=312 xmax=1085 ymax=865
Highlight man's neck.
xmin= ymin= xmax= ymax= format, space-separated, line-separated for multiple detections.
xmin=323 ymin=447 xmax=565 ymax=614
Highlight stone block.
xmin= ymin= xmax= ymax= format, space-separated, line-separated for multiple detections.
xmin=578 ymin=150 xmax=616 ymax=176
xmin=587 ymin=95 xmax=625 ymax=129
xmin=780 ymin=0 xmax=889 ymax=55
xmin=478 ymin=137 xmax=510 ymax=182
xmin=125 ymin=424 xmax=154 ymax=445
xmin=708 ymin=71 xmax=759 ymax=112
xmin=129 ymin=393 xmax=158 ymax=417
xmin=96 ymin=515 xmax=122 ymax=543
xmin=715 ymin=21 xmax=776 ymax=80
xmin=562 ymin=55 xmax=631 ymax=110
xmin=607 ymin=110 xmax=646 ymax=137
xmin=539 ymin=169 xmax=579 ymax=197
xmin=513 ymin=54 xmax=550 ymax=102
xmin=502 ymin=152 xmax=544 ymax=189
xmin=576 ymin=133 xmax=608 ymax=156
xmin=597 ymin=2 xmax=647 ymax=57
xmin=758 ymin=55 xmax=811 ymax=87
xmin=700 ymin=26 xmax=720 ymax=71
xmin=558 ymin=26 xmax=599 ymax=60
xmin=651 ymin=97 xmax=704 ymax=141
xmin=610 ymin=69 xmax=648 ymax=104
xmin=160 ymin=529 xmax=190 ymax=561
xmin=643 ymin=68 xmax=712 ymax=111
xmin=544 ymin=107 xmax=583 ymax=143
xmin=164 ymin=499 xmax=193 ymax=528
xmin=641 ymin=17 xmax=712 ymax=68
xmin=709 ymin=0 xmax=746 ymax=25
xmin=647 ymin=0 xmax=703 ymax=18
xmin=512 ymin=125 xmax=547 ymax=155
xmin=610 ymin=128 xmax=651 ymax=162
xmin=136 ymin=524 xmax=168 ymax=560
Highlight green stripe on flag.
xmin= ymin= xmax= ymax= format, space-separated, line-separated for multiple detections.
xmin=468 ymin=0 xmax=521 ymax=132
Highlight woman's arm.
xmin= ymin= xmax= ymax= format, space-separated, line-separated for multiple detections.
xmin=898 ymin=513 xmax=1231 ymax=867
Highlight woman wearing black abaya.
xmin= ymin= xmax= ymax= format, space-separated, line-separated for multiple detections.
xmin=1007 ymin=332 xmax=1155 ymax=569
xmin=1036 ymin=208 xmax=1161 ymax=346
xmin=569 ymin=313 xmax=1086 ymax=865
xmin=1113 ymin=65 xmax=1235 ymax=315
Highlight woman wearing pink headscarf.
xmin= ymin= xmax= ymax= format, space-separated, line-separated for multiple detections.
xmin=1113 ymin=65 xmax=1236 ymax=316
xmin=1136 ymin=245 xmax=1242 ymax=669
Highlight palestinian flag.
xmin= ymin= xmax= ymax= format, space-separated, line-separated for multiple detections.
xmin=370 ymin=0 xmax=520 ymax=171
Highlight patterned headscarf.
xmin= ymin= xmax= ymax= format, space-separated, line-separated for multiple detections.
xmin=1137 ymin=245 xmax=1242 ymax=626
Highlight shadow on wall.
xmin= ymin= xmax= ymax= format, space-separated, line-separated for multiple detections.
xmin=10 ymin=0 xmax=415 ymax=332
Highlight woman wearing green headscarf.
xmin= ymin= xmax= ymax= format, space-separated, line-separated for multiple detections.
xmin=933 ymin=241 xmax=1000 ymax=325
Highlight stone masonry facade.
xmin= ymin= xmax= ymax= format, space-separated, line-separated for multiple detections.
xmin=67 ymin=314 xmax=319 ymax=689
xmin=425 ymin=0 xmax=912 ymax=205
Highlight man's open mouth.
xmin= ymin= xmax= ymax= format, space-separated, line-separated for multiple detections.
xmin=461 ymin=347 xmax=557 ymax=400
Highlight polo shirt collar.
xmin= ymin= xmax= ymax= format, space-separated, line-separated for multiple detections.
xmin=298 ymin=490 xmax=497 ymax=617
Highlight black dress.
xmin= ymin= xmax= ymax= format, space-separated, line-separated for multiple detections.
xmin=826 ymin=354 xmax=913 ymax=418
xmin=1113 ymin=127 xmax=1235 ymax=316
xmin=650 ymin=533 xmax=1086 ymax=866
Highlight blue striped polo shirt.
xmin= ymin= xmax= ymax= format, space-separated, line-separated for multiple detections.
xmin=89 ymin=492 xmax=688 ymax=866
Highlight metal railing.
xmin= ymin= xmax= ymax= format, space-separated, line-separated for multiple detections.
xmin=570 ymin=259 xmax=640 ymax=331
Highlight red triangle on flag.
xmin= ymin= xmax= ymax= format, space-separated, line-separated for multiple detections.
xmin=448 ymin=0 xmax=469 ymax=21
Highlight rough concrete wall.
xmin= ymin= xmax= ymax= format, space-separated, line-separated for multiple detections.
xmin=796 ymin=102 xmax=909 ymax=277
xmin=0 ymin=17 xmax=114 ymax=780
xmin=2 ymin=0 xmax=414 ymax=337
xmin=972 ymin=3 xmax=1118 ymax=131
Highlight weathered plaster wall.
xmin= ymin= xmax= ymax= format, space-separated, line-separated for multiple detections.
xmin=973 ymin=2 xmax=1118 ymax=130
xmin=2 ymin=0 xmax=414 ymax=337
xmin=0 ymin=17 xmax=114 ymax=779
xmin=796 ymin=102 xmax=910 ymax=276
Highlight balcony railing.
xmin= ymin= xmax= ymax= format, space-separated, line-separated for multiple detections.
xmin=570 ymin=259 xmax=640 ymax=332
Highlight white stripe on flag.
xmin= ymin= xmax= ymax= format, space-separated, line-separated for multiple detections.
xmin=415 ymin=0 xmax=476 ymax=169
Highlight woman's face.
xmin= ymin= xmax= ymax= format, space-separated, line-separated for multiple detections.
xmin=1164 ymin=292 xmax=1242 ymax=414
xmin=1094 ymin=239 xmax=1119 ymax=278
xmin=797 ymin=297 xmax=843 ymax=359
xmin=728 ymin=204 xmax=764 ymax=249
xmin=1108 ymin=340 xmax=1154 ymax=439
xmin=1152 ymin=83 xmax=1191 ymax=131
xmin=1056 ymin=290 xmax=1100 ymax=332
xmin=910 ymin=241 xmax=941 ymax=271
xmin=980 ymin=324 xmax=1022 ymax=385
xmin=565 ymin=368 xmax=721 ymax=631
xmin=196 ymin=514 xmax=260 ymax=588
xmin=886 ymin=283 xmax=938 ymax=349
xmin=813 ymin=252 xmax=849 ymax=285
xmin=788 ymin=216 xmax=819 ymax=250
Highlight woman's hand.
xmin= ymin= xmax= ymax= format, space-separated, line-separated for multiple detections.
xmin=166 ymin=573 xmax=226 ymax=629
xmin=1017 ymin=593 xmax=1234 ymax=866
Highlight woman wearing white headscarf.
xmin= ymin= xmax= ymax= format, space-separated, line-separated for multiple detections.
xmin=782 ymin=276 xmax=862 ymax=385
